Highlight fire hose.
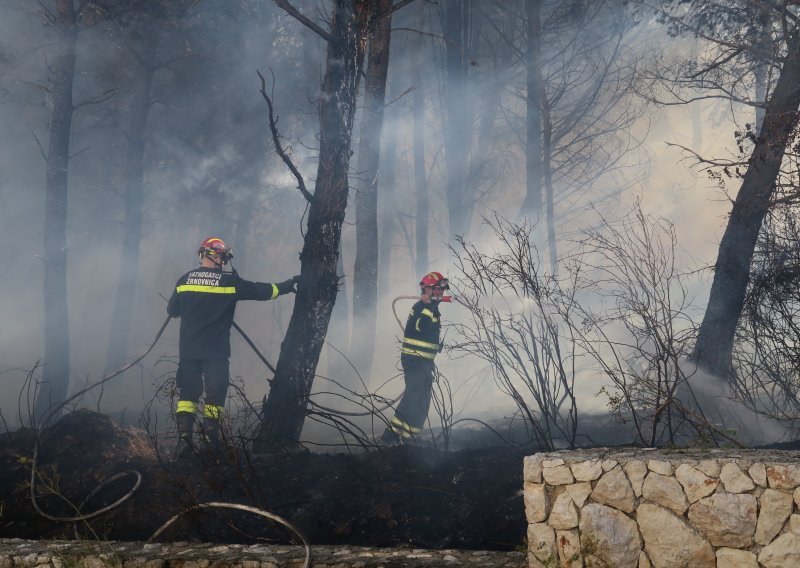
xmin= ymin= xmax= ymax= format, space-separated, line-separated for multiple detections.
xmin=28 ymin=292 xmax=453 ymax=557
xmin=29 ymin=315 xmax=172 ymax=523
xmin=28 ymin=315 xmax=311 ymax=568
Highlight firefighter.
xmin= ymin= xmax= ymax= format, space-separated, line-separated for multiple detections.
xmin=167 ymin=237 xmax=299 ymax=454
xmin=381 ymin=271 xmax=449 ymax=445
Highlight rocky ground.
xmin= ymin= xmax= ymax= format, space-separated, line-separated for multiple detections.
xmin=0 ymin=538 xmax=527 ymax=567
xmin=0 ymin=411 xmax=527 ymax=552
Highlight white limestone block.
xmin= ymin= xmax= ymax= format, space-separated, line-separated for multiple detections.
xmin=591 ymin=466 xmax=635 ymax=513
xmin=642 ymin=472 xmax=689 ymax=515
xmin=720 ymin=462 xmax=755 ymax=493
xmin=754 ymin=488 xmax=794 ymax=545
xmin=687 ymin=492 xmax=757 ymax=548
xmin=675 ymin=463 xmax=718 ymax=503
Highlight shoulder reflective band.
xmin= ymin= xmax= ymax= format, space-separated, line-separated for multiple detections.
xmin=420 ymin=308 xmax=438 ymax=322
xmin=271 ymin=284 xmax=279 ymax=299
xmin=176 ymin=285 xmax=236 ymax=294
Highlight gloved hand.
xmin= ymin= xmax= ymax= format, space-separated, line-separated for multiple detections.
xmin=278 ymin=275 xmax=301 ymax=294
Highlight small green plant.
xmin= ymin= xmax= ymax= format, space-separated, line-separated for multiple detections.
xmin=580 ymin=535 xmax=614 ymax=568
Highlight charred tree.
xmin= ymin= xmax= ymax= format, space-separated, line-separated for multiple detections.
xmin=693 ymin=29 xmax=800 ymax=380
xmin=542 ymin=76 xmax=557 ymax=273
xmin=412 ymin=0 xmax=429 ymax=277
xmin=377 ymin=104 xmax=397 ymax=295
xmin=439 ymin=0 xmax=476 ymax=240
xmin=352 ymin=0 xmax=393 ymax=378
xmin=34 ymin=0 xmax=78 ymax=426
xmin=105 ymin=25 xmax=158 ymax=373
xmin=519 ymin=0 xmax=543 ymax=223
xmin=257 ymin=0 xmax=369 ymax=447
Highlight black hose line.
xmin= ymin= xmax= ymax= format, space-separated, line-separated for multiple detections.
xmin=30 ymin=315 xmax=172 ymax=523
xmin=232 ymin=321 xmax=401 ymax=417
xmin=232 ymin=321 xmax=276 ymax=376
xmin=29 ymin=313 xmax=311 ymax=565
xmin=41 ymin=315 xmax=173 ymax=429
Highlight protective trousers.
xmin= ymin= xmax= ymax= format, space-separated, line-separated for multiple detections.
xmin=386 ymin=356 xmax=435 ymax=441
xmin=175 ymin=358 xmax=229 ymax=444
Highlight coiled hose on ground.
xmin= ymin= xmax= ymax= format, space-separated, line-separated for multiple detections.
xmin=29 ymin=315 xmax=311 ymax=567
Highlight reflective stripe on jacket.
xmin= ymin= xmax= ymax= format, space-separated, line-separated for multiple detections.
xmin=401 ymin=301 xmax=441 ymax=360
xmin=167 ymin=268 xmax=280 ymax=359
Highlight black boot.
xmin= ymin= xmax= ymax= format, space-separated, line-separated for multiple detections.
xmin=175 ymin=412 xmax=196 ymax=460
xmin=202 ymin=417 xmax=222 ymax=451
xmin=380 ymin=427 xmax=402 ymax=446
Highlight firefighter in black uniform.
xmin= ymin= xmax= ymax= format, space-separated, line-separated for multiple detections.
xmin=381 ymin=271 xmax=449 ymax=445
xmin=167 ymin=237 xmax=299 ymax=453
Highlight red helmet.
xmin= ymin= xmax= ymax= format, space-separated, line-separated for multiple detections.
xmin=420 ymin=271 xmax=449 ymax=290
xmin=198 ymin=237 xmax=233 ymax=263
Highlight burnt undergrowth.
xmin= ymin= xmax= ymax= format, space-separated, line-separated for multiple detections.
xmin=0 ymin=410 xmax=528 ymax=551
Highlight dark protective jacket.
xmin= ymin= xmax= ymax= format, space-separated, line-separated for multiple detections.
xmin=400 ymin=300 xmax=441 ymax=360
xmin=167 ymin=267 xmax=287 ymax=360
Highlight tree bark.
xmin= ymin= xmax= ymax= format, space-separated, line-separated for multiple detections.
xmin=257 ymin=0 xmax=368 ymax=448
xmin=105 ymin=27 xmax=158 ymax=373
xmin=440 ymin=0 xmax=474 ymax=240
xmin=753 ymin=11 xmax=771 ymax=132
xmin=34 ymin=0 xmax=77 ymax=426
xmin=692 ymin=30 xmax=800 ymax=380
xmin=519 ymin=0 xmax=543 ymax=222
xmin=542 ymin=92 xmax=557 ymax=273
xmin=413 ymin=0 xmax=429 ymax=277
xmin=352 ymin=0 xmax=393 ymax=378
xmin=377 ymin=105 xmax=397 ymax=296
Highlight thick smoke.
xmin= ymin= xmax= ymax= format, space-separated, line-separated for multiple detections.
xmin=0 ymin=2 xmax=782 ymax=448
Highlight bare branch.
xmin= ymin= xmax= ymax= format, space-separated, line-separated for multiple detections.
xmin=30 ymin=129 xmax=47 ymax=161
xmin=274 ymin=0 xmax=333 ymax=42
xmin=374 ymin=0 xmax=416 ymax=22
xmin=72 ymin=87 xmax=117 ymax=111
xmin=257 ymin=69 xmax=314 ymax=203
xmin=384 ymin=86 xmax=413 ymax=106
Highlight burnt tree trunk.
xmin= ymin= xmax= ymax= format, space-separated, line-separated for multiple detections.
xmin=693 ymin=30 xmax=800 ymax=380
xmin=105 ymin=27 xmax=158 ymax=373
xmin=440 ymin=0 xmax=474 ymax=240
xmin=34 ymin=0 xmax=77 ymax=426
xmin=542 ymin=84 xmax=557 ymax=272
xmin=377 ymin=105 xmax=397 ymax=295
xmin=352 ymin=0 xmax=393 ymax=378
xmin=413 ymin=0 xmax=429 ymax=276
xmin=257 ymin=0 xmax=368 ymax=447
xmin=519 ymin=0 xmax=543 ymax=221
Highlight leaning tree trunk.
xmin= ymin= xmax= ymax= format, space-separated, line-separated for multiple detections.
xmin=105 ymin=28 xmax=158 ymax=374
xmin=351 ymin=0 xmax=393 ymax=379
xmin=34 ymin=0 xmax=77 ymax=427
xmin=693 ymin=30 xmax=800 ymax=381
xmin=753 ymin=10 xmax=771 ymax=132
xmin=257 ymin=0 xmax=368 ymax=447
xmin=519 ymin=0 xmax=543 ymax=221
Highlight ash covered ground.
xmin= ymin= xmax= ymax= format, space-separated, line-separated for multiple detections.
xmin=0 ymin=410 xmax=528 ymax=551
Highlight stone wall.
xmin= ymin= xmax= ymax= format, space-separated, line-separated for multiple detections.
xmin=524 ymin=449 xmax=800 ymax=567
xmin=0 ymin=539 xmax=526 ymax=568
